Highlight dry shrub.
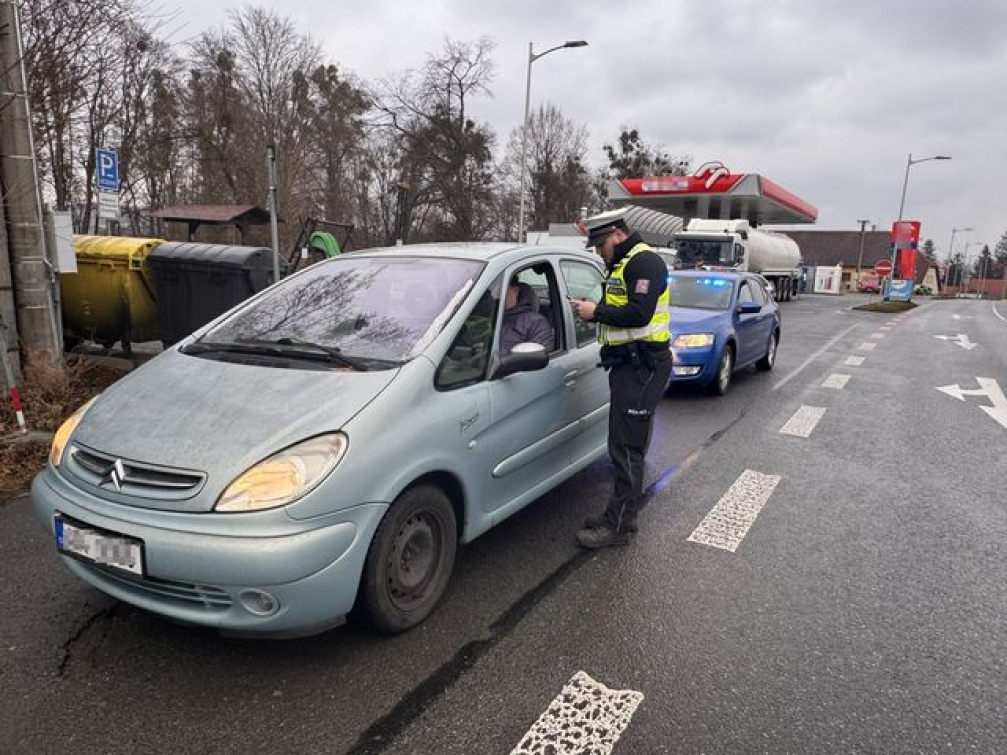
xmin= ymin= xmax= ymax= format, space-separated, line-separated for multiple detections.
xmin=0 ymin=440 xmax=49 ymax=498
xmin=2 ymin=353 xmax=124 ymax=496
xmin=1 ymin=351 xmax=123 ymax=433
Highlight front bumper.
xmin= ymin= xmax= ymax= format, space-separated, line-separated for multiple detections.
xmin=669 ymin=345 xmax=717 ymax=385
xmin=32 ymin=467 xmax=388 ymax=636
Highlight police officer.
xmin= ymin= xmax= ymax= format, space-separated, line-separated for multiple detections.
xmin=571 ymin=208 xmax=673 ymax=548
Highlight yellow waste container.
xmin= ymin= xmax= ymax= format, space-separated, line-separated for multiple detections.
xmin=60 ymin=235 xmax=165 ymax=354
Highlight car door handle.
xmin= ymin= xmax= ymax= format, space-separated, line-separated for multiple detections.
xmin=564 ymin=370 xmax=579 ymax=387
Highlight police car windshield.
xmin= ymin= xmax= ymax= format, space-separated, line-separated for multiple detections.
xmin=675 ymin=239 xmax=734 ymax=268
xmin=200 ymin=256 xmax=483 ymax=364
xmin=668 ymin=275 xmax=734 ymax=311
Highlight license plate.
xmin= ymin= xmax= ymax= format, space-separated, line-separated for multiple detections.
xmin=55 ymin=515 xmax=144 ymax=577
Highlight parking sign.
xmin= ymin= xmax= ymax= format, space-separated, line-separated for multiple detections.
xmin=96 ymin=148 xmax=119 ymax=192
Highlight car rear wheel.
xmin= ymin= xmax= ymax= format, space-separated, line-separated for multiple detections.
xmin=360 ymin=485 xmax=457 ymax=634
xmin=757 ymin=330 xmax=778 ymax=371
xmin=708 ymin=344 xmax=734 ymax=396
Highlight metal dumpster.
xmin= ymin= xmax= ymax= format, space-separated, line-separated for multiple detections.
xmin=60 ymin=235 xmax=164 ymax=354
xmin=146 ymin=242 xmax=285 ymax=346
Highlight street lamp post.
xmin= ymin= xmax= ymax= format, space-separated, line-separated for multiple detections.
xmin=516 ymin=40 xmax=587 ymax=243
xmin=962 ymin=240 xmax=982 ymax=296
xmin=888 ymin=152 xmax=951 ymax=294
xmin=946 ymin=226 xmax=973 ymax=288
xmin=855 ymin=218 xmax=870 ymax=286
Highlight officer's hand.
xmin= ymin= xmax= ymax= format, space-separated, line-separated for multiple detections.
xmin=570 ymin=298 xmax=596 ymax=321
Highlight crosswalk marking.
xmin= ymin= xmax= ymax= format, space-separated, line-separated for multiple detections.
xmin=870 ymin=332 xmax=885 ymax=339
xmin=844 ymin=356 xmax=865 ymax=366
xmin=858 ymin=342 xmax=876 ymax=351
xmin=687 ymin=469 xmax=782 ymax=552
xmin=511 ymin=671 xmax=643 ymax=755
xmin=780 ymin=405 xmax=827 ymax=437
xmin=822 ymin=373 xmax=851 ymax=390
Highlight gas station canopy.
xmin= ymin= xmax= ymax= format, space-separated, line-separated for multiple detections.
xmin=607 ymin=162 xmax=818 ymax=226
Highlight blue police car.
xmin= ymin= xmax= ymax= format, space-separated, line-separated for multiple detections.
xmin=668 ymin=270 xmax=781 ymax=395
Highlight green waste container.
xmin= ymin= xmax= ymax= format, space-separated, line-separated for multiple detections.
xmin=146 ymin=242 xmax=286 ymax=346
xmin=60 ymin=235 xmax=164 ymax=354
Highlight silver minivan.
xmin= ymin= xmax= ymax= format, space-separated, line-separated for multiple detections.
xmin=34 ymin=243 xmax=610 ymax=637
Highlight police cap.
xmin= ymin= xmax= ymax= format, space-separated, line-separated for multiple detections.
xmin=583 ymin=207 xmax=629 ymax=248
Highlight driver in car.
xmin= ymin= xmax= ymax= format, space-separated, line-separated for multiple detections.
xmin=500 ymin=280 xmax=554 ymax=354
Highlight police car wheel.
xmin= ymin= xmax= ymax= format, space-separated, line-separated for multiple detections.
xmin=709 ymin=345 xmax=734 ymax=396
xmin=360 ymin=485 xmax=457 ymax=634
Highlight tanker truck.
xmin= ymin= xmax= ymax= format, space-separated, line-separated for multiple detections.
xmin=672 ymin=219 xmax=802 ymax=301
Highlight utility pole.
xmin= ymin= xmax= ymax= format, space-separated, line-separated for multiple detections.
xmin=267 ymin=144 xmax=281 ymax=284
xmin=855 ymin=219 xmax=870 ymax=287
xmin=0 ymin=0 xmax=60 ymax=360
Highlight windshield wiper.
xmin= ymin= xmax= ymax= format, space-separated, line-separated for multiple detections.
xmin=182 ymin=338 xmax=369 ymax=370
xmin=265 ymin=337 xmax=371 ymax=370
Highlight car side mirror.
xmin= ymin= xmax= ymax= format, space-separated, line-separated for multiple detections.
xmin=491 ymin=342 xmax=548 ymax=379
xmin=737 ymin=301 xmax=762 ymax=315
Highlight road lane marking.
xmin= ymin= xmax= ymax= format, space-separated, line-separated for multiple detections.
xmin=511 ymin=671 xmax=643 ymax=755
xmin=844 ymin=356 xmax=865 ymax=366
xmin=936 ymin=378 xmax=1007 ymax=430
xmin=992 ymin=303 xmax=1007 ymax=323
xmin=780 ymin=405 xmax=827 ymax=437
xmin=858 ymin=342 xmax=876 ymax=351
xmin=870 ymin=333 xmax=885 ymax=339
xmin=879 ymin=326 xmax=892 ymax=331
xmin=822 ymin=373 xmax=852 ymax=389
xmin=772 ymin=325 xmax=858 ymax=391
xmin=933 ymin=334 xmax=977 ymax=350
xmin=687 ymin=469 xmax=782 ymax=552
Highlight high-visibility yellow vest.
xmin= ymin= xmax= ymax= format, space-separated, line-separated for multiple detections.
xmin=599 ymin=242 xmax=671 ymax=346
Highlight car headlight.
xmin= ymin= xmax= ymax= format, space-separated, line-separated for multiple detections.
xmin=50 ymin=398 xmax=97 ymax=468
xmin=215 ymin=433 xmax=348 ymax=512
xmin=672 ymin=333 xmax=715 ymax=349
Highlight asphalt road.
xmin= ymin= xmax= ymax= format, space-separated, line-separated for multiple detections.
xmin=2 ymin=295 xmax=1005 ymax=754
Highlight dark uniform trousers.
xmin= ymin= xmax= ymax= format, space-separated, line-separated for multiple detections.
xmin=601 ymin=349 xmax=673 ymax=532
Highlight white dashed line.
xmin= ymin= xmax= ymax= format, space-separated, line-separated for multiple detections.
xmin=858 ymin=342 xmax=877 ymax=351
xmin=687 ymin=469 xmax=782 ymax=552
xmin=844 ymin=356 xmax=865 ymax=366
xmin=822 ymin=373 xmax=852 ymax=390
xmin=870 ymin=332 xmax=885 ymax=339
xmin=780 ymin=405 xmax=827 ymax=437
xmin=511 ymin=671 xmax=643 ymax=755
xmin=880 ymin=326 xmax=892 ymax=331
xmin=771 ymin=325 xmax=858 ymax=391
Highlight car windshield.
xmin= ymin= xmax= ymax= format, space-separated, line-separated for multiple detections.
xmin=200 ymin=256 xmax=484 ymax=364
xmin=669 ymin=275 xmax=735 ymax=310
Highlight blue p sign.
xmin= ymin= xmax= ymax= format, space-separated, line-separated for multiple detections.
xmin=96 ymin=148 xmax=119 ymax=192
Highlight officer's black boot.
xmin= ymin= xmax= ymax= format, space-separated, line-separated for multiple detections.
xmin=576 ymin=522 xmax=634 ymax=549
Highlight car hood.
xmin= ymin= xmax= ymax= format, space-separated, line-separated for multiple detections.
xmin=70 ymin=349 xmax=398 ymax=505
xmin=670 ymin=306 xmax=728 ymax=333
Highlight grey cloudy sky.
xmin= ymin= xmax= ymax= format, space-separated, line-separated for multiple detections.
xmin=170 ymin=0 xmax=1007 ymax=258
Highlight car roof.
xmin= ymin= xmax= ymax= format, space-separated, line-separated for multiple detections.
xmin=344 ymin=242 xmax=597 ymax=264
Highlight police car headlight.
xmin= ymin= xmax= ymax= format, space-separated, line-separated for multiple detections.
xmin=216 ymin=433 xmax=348 ymax=512
xmin=50 ymin=398 xmax=97 ymax=468
xmin=673 ymin=333 xmax=715 ymax=349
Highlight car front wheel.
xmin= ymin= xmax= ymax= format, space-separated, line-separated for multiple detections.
xmin=708 ymin=344 xmax=734 ymax=396
xmin=360 ymin=485 xmax=457 ymax=633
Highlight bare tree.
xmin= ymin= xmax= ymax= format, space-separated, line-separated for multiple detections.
xmin=502 ymin=103 xmax=595 ymax=231
xmin=376 ymin=37 xmax=498 ymax=242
